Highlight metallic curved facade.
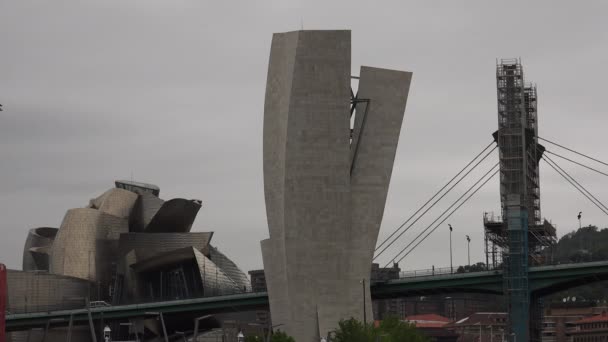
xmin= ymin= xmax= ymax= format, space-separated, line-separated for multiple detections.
xmin=193 ymin=248 xmax=242 ymax=296
xmin=118 ymin=232 xmax=213 ymax=260
xmin=12 ymin=180 xmax=251 ymax=336
xmin=130 ymin=192 xmax=165 ymax=232
xmin=22 ymin=227 xmax=58 ymax=271
xmin=89 ymin=188 xmax=138 ymax=219
xmin=144 ymin=198 xmax=202 ymax=233
xmin=50 ymin=208 xmax=128 ymax=282
xmin=208 ymin=246 xmax=251 ymax=292
xmin=6 ymin=270 xmax=90 ymax=313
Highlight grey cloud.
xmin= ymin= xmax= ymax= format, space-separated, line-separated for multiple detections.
xmin=1 ymin=0 xmax=607 ymax=273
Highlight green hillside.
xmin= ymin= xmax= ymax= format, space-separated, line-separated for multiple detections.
xmin=547 ymin=225 xmax=608 ymax=304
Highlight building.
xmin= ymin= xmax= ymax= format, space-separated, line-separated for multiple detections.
xmin=248 ymin=269 xmax=267 ymax=293
xmin=540 ymin=303 xmax=608 ymax=342
xmin=405 ymin=314 xmax=458 ymax=342
xmin=568 ymin=311 xmax=608 ymax=342
xmin=447 ymin=312 xmax=507 ymax=342
xmin=6 ymin=180 xmax=252 ymax=342
xmin=260 ymin=29 xmax=412 ymax=341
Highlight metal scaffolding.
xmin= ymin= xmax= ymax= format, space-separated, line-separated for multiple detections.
xmin=484 ymin=60 xmax=556 ymax=269
xmin=484 ymin=59 xmax=557 ymax=342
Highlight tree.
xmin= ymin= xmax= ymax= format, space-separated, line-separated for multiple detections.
xmin=245 ymin=336 xmax=263 ymax=342
xmin=456 ymin=262 xmax=487 ymax=273
xmin=270 ymin=330 xmax=295 ymax=342
xmin=331 ymin=316 xmax=429 ymax=342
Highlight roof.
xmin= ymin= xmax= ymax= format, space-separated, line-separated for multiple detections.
xmin=572 ymin=312 xmax=608 ymax=325
xmin=447 ymin=312 xmax=507 ymax=328
xmin=405 ymin=314 xmax=451 ymax=328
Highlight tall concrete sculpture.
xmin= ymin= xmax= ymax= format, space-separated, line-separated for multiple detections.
xmin=261 ymin=30 xmax=412 ymax=341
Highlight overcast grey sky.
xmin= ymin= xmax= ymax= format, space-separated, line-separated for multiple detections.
xmin=1 ymin=1 xmax=607 ymax=274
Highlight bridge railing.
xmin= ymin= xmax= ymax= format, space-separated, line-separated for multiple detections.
xmin=6 ymin=289 xmax=262 ymax=315
xmin=398 ymin=266 xmax=455 ymax=278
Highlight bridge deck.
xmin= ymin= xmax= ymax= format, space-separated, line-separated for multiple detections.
xmin=6 ymin=261 xmax=608 ymax=331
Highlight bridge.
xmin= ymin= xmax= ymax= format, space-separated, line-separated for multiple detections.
xmin=7 ymin=260 xmax=608 ymax=331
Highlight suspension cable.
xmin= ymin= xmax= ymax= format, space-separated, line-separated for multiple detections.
xmin=543 ymin=154 xmax=608 ymax=214
xmin=383 ymin=163 xmax=499 ymax=267
xmin=544 ymin=154 xmax=608 ymax=212
xmin=542 ymin=156 xmax=608 ymax=216
xmin=374 ymin=144 xmax=497 ymax=260
xmin=545 ymin=150 xmax=608 ymax=178
xmin=375 ymin=141 xmax=496 ymax=252
xmin=539 ymin=137 xmax=608 ymax=168
xmin=389 ymin=168 xmax=499 ymax=266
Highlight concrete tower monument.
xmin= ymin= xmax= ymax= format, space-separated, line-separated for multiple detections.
xmin=261 ymin=30 xmax=412 ymax=341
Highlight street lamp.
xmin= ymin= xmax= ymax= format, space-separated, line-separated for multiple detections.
xmin=578 ymin=211 xmax=582 ymax=229
xmin=466 ymin=235 xmax=471 ymax=267
xmin=103 ymin=326 xmax=111 ymax=342
xmin=448 ymin=224 xmax=453 ymax=274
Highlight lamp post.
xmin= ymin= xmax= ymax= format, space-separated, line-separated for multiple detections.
xmin=448 ymin=224 xmax=453 ymax=274
xmin=103 ymin=326 xmax=111 ymax=342
xmin=578 ymin=211 xmax=582 ymax=229
xmin=466 ymin=235 xmax=471 ymax=267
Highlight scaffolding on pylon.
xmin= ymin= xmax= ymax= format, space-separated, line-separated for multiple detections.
xmin=483 ymin=59 xmax=558 ymax=342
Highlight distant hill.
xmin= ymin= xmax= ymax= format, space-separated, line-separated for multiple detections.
xmin=547 ymin=225 xmax=608 ymax=304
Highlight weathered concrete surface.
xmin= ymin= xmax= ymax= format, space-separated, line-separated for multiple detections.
xmin=347 ymin=66 xmax=412 ymax=319
xmin=261 ymin=30 xmax=412 ymax=341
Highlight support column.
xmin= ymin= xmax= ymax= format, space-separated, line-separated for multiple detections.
xmin=505 ymin=197 xmax=529 ymax=342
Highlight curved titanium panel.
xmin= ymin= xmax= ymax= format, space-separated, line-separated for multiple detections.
xmin=208 ymin=245 xmax=251 ymax=292
xmin=50 ymin=208 xmax=128 ymax=281
xmin=89 ymin=188 xmax=139 ymax=219
xmin=144 ymin=198 xmax=202 ymax=233
xmin=193 ymin=249 xmax=242 ymax=296
xmin=22 ymin=227 xmax=58 ymax=271
xmin=6 ymin=270 xmax=90 ymax=313
xmin=130 ymin=192 xmax=165 ymax=232
xmin=117 ymin=232 xmax=213 ymax=260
